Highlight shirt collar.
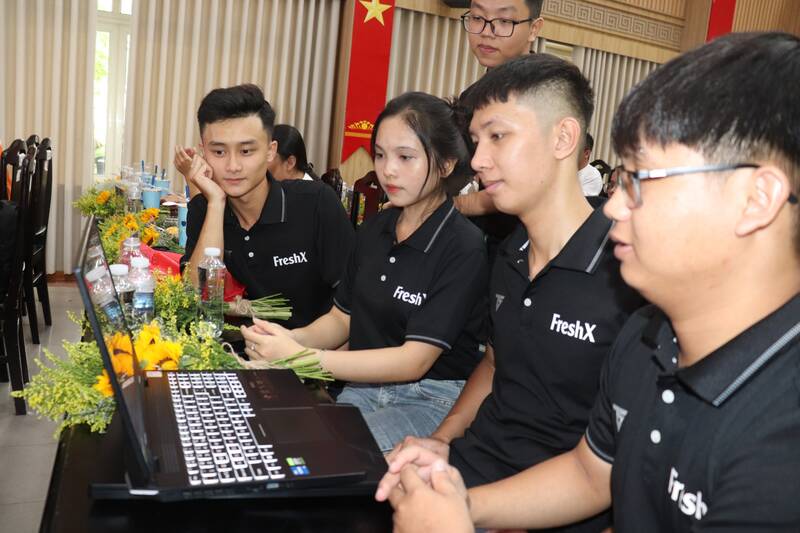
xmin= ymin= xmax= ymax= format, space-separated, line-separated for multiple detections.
xmin=647 ymin=293 xmax=800 ymax=407
xmin=223 ymin=173 xmax=286 ymax=228
xmin=500 ymin=204 xmax=613 ymax=274
xmin=382 ymin=197 xmax=457 ymax=253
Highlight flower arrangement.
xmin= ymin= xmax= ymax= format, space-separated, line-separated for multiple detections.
xmin=15 ymin=317 xmax=244 ymax=435
xmin=74 ymin=187 xmax=126 ymax=219
xmin=98 ymin=208 xmax=173 ymax=263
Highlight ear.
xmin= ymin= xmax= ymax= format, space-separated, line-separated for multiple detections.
xmin=527 ymin=18 xmax=543 ymax=45
xmin=266 ymin=140 xmax=277 ymax=163
xmin=735 ymin=165 xmax=795 ymax=237
xmin=287 ymin=155 xmax=297 ymax=171
xmin=441 ymin=158 xmax=457 ymax=178
xmin=553 ymin=117 xmax=582 ymax=162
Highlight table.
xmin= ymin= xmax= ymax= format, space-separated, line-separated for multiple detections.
xmin=39 ymin=412 xmax=393 ymax=532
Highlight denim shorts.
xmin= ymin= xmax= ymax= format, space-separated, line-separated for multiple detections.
xmin=337 ymin=379 xmax=465 ymax=453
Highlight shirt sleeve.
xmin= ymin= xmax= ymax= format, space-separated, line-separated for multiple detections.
xmin=315 ymin=184 xmax=355 ymax=289
xmin=179 ymin=195 xmax=207 ymax=273
xmin=404 ymin=240 xmax=488 ymax=351
xmin=584 ymin=346 xmax=617 ymax=465
xmin=332 ymin=231 xmax=360 ymax=315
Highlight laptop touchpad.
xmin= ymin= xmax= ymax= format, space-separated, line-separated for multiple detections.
xmin=263 ymin=409 xmax=333 ymax=444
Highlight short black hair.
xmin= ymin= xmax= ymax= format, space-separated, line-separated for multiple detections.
xmin=584 ymin=132 xmax=594 ymax=152
xmin=525 ymin=0 xmax=544 ymax=18
xmin=371 ymin=92 xmax=471 ymax=196
xmin=273 ymin=124 xmax=317 ymax=179
xmin=612 ymin=32 xmax=799 ymax=251
xmin=197 ymin=84 xmax=276 ymax=137
xmin=463 ymin=53 xmax=594 ymax=134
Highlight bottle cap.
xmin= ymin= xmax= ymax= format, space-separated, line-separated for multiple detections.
xmin=85 ymin=267 xmax=107 ymax=283
xmin=130 ymin=257 xmax=150 ymax=269
xmin=204 ymin=247 xmax=221 ymax=257
xmin=109 ymin=264 xmax=129 ymax=276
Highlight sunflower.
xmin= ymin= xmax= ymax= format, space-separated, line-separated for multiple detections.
xmin=93 ymin=370 xmax=114 ymax=398
xmin=123 ymin=213 xmax=139 ymax=232
xmin=142 ymin=226 xmax=159 ymax=246
xmin=139 ymin=208 xmax=160 ymax=224
xmin=106 ymin=332 xmax=135 ymax=377
xmin=96 ymin=190 xmax=111 ymax=205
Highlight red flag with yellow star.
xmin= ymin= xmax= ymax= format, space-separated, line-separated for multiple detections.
xmin=341 ymin=0 xmax=395 ymax=162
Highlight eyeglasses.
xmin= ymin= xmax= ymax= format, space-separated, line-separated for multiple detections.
xmin=613 ymin=163 xmax=800 ymax=208
xmin=461 ymin=12 xmax=533 ymax=38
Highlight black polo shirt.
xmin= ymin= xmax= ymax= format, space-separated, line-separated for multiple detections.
xmin=450 ymin=206 xmax=645 ymax=486
xmin=585 ymin=295 xmax=800 ymax=531
xmin=181 ymin=175 xmax=354 ymax=329
xmin=333 ymin=197 xmax=489 ymax=381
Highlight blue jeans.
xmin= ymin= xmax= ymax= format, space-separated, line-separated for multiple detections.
xmin=337 ymin=379 xmax=465 ymax=453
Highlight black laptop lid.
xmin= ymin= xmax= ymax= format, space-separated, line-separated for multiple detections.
xmin=74 ymin=216 xmax=155 ymax=483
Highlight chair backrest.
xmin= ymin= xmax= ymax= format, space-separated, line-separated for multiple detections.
xmin=0 ymin=147 xmax=33 ymax=313
xmin=2 ymin=139 xmax=26 ymax=202
xmin=31 ymin=138 xmax=53 ymax=237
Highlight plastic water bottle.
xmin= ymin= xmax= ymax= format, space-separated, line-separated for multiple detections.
xmin=119 ymin=235 xmax=143 ymax=267
xmin=129 ymin=257 xmax=155 ymax=326
xmin=126 ymin=180 xmax=142 ymax=214
xmin=109 ymin=263 xmax=135 ymax=314
xmin=197 ymin=247 xmax=226 ymax=337
xmin=85 ymin=266 xmax=125 ymax=329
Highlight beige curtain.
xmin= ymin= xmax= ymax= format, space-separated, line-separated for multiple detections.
xmin=0 ymin=0 xmax=97 ymax=274
xmin=387 ymin=8 xmax=546 ymax=100
xmin=573 ymin=46 xmax=660 ymax=165
xmin=124 ymin=0 xmax=342 ymax=185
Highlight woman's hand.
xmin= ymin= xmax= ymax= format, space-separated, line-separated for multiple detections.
xmin=241 ymin=318 xmax=304 ymax=362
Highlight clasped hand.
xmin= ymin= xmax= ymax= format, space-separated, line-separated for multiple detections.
xmin=375 ymin=444 xmax=473 ymax=533
xmin=241 ymin=317 xmax=303 ymax=362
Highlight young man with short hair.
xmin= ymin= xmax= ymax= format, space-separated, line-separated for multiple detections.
xmin=180 ymin=84 xmax=354 ymax=329
xmin=389 ymin=54 xmax=644 ymax=531
xmin=379 ymin=31 xmax=800 ymax=532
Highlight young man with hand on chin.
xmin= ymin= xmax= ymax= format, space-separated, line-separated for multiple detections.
xmin=180 ymin=84 xmax=354 ymax=329
xmin=378 ymin=32 xmax=800 ymax=533
xmin=388 ymin=54 xmax=644 ymax=532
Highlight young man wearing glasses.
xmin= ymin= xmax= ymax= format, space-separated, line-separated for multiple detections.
xmin=378 ymin=32 xmax=800 ymax=532
xmin=388 ymin=54 xmax=645 ymax=532
xmin=461 ymin=0 xmax=543 ymax=69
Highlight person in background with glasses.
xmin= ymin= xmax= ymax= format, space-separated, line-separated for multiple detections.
xmin=461 ymin=0 xmax=543 ymax=69
xmin=377 ymin=31 xmax=800 ymax=533
xmin=454 ymin=0 xmax=545 ymax=260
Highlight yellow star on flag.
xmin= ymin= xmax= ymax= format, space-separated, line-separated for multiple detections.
xmin=359 ymin=0 xmax=391 ymax=26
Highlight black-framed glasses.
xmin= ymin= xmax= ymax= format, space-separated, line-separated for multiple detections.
xmin=461 ymin=11 xmax=533 ymax=37
xmin=613 ymin=163 xmax=799 ymax=208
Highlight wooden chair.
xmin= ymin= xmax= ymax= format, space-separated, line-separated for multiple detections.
xmin=0 ymin=144 xmax=33 ymax=414
xmin=23 ymin=138 xmax=53 ymax=343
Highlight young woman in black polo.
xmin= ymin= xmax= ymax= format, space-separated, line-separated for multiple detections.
xmin=242 ymin=92 xmax=489 ymax=452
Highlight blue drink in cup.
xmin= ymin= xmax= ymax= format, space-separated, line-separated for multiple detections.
xmin=142 ymin=187 xmax=161 ymax=210
xmin=154 ymin=178 xmax=171 ymax=197
xmin=178 ymin=204 xmax=188 ymax=247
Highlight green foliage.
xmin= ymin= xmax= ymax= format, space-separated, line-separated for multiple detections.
xmin=179 ymin=324 xmax=243 ymax=371
xmin=154 ymin=273 xmax=198 ymax=332
xmin=74 ymin=188 xmax=125 ymax=220
xmin=12 ymin=344 xmax=116 ymax=436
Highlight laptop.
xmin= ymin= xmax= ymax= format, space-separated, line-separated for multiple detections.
xmin=74 ymin=216 xmax=385 ymax=501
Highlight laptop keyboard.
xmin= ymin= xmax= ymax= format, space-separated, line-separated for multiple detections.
xmin=168 ymin=372 xmax=286 ymax=486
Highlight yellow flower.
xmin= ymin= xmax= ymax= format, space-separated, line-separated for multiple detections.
xmin=106 ymin=332 xmax=135 ymax=377
xmin=166 ymin=226 xmax=179 ymax=237
xmin=139 ymin=208 xmax=159 ymax=224
xmin=93 ymin=370 xmax=114 ymax=397
xmin=134 ymin=322 xmax=162 ymax=352
xmin=96 ymin=190 xmax=111 ymax=205
xmin=142 ymin=226 xmax=159 ymax=246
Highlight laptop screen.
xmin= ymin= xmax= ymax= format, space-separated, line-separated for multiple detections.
xmin=74 ymin=216 xmax=154 ymax=479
